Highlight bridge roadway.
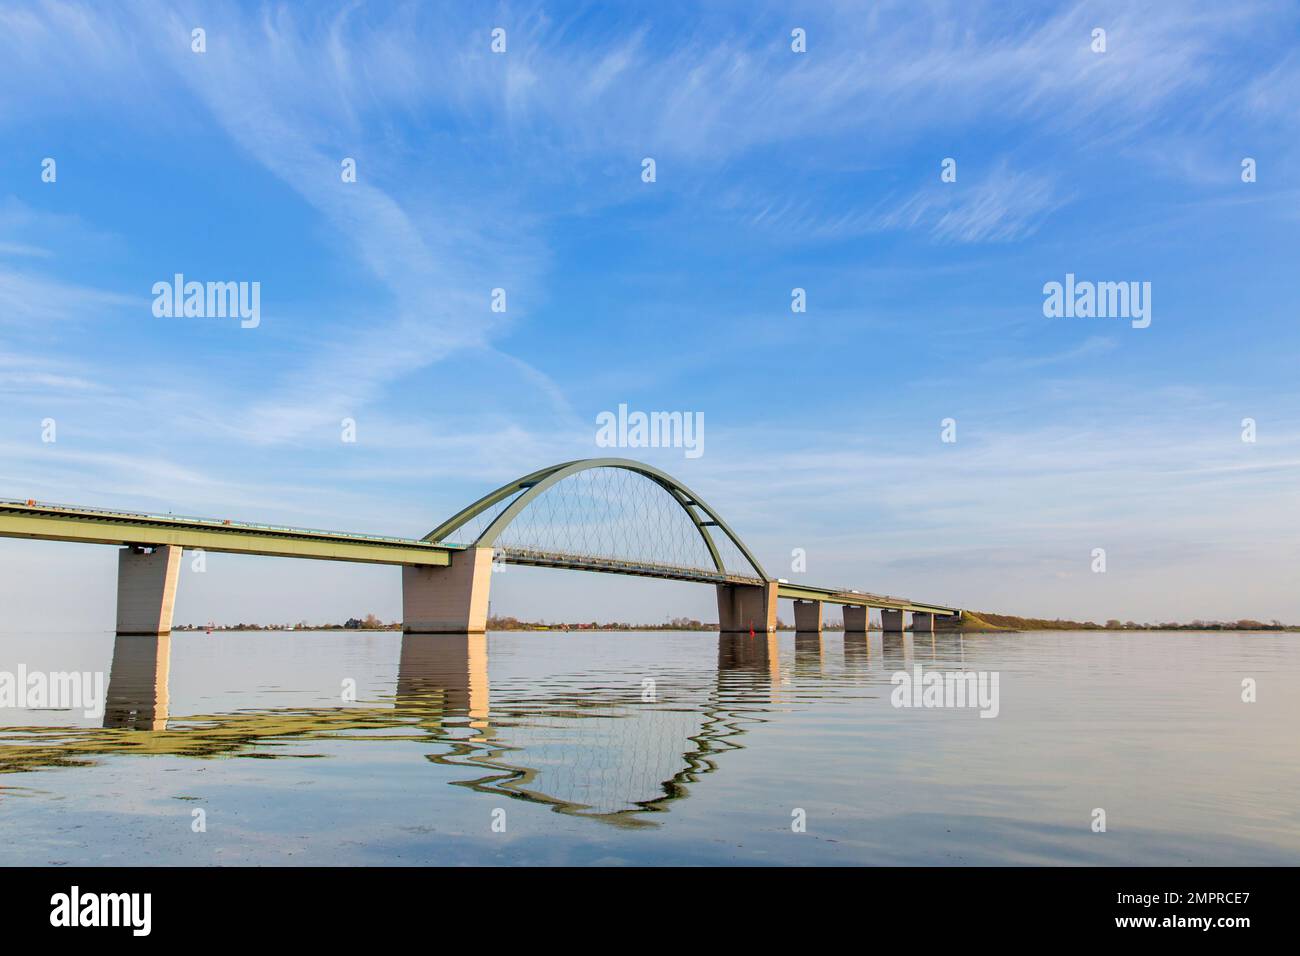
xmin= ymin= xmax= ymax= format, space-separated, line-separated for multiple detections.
xmin=0 ymin=494 xmax=960 ymax=634
xmin=0 ymin=498 xmax=452 ymax=566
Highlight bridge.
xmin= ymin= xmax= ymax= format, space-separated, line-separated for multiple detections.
xmin=0 ymin=458 xmax=960 ymax=636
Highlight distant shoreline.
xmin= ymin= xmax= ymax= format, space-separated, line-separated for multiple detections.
xmin=173 ymin=609 xmax=1299 ymax=634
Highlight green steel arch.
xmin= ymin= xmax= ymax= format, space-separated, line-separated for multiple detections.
xmin=423 ymin=458 xmax=769 ymax=581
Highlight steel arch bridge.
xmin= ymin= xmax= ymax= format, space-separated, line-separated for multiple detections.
xmin=423 ymin=458 xmax=769 ymax=586
xmin=0 ymin=457 xmax=960 ymax=636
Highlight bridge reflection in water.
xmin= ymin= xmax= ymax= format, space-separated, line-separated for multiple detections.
xmin=1 ymin=629 xmax=867 ymax=826
xmin=0 ymin=629 xmax=970 ymax=824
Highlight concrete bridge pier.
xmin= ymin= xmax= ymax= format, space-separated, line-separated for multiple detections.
xmin=911 ymin=612 xmax=935 ymax=634
xmin=880 ymin=608 xmax=905 ymax=633
xmin=843 ymin=605 xmax=869 ymax=633
xmin=116 ymin=545 xmax=183 ymax=636
xmin=403 ymin=546 xmax=494 ymax=634
xmin=716 ymin=581 xmax=778 ymax=634
xmin=793 ymin=599 xmax=823 ymax=633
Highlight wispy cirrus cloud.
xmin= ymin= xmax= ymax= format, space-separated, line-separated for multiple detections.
xmin=727 ymin=159 xmax=1067 ymax=244
xmin=875 ymin=163 xmax=1069 ymax=243
xmin=0 ymin=267 xmax=138 ymax=328
xmin=979 ymin=336 xmax=1116 ymax=373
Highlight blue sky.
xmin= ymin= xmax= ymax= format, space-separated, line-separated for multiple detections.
xmin=2 ymin=0 xmax=1299 ymax=629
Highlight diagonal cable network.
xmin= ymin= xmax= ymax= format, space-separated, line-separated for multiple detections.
xmin=434 ymin=467 xmax=760 ymax=580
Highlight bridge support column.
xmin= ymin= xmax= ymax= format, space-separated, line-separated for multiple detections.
xmin=880 ymin=608 xmax=905 ymax=633
xmin=911 ymin=612 xmax=935 ymax=634
xmin=116 ymin=546 xmax=183 ymax=636
xmin=793 ymin=599 xmax=822 ymax=633
xmin=716 ymin=581 xmax=778 ymax=634
xmin=843 ymin=605 xmax=868 ymax=633
xmin=403 ymin=547 xmax=494 ymax=634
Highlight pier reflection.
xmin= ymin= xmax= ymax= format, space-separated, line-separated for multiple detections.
xmin=103 ymin=635 xmax=171 ymax=730
xmin=793 ymin=631 xmax=825 ymax=676
xmin=843 ymin=630 xmax=871 ymax=670
xmin=880 ymin=632 xmax=912 ymax=671
xmin=717 ymin=632 xmax=781 ymax=683
xmin=397 ymin=633 xmax=489 ymax=731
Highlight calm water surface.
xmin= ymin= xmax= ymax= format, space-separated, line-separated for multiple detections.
xmin=1 ymin=628 xmax=1296 ymax=865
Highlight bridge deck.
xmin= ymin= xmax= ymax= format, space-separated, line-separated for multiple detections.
xmin=487 ymin=547 xmax=765 ymax=586
xmin=0 ymin=499 xmax=453 ymax=566
xmin=776 ymin=581 xmax=958 ymax=616
xmin=0 ymin=498 xmax=957 ymax=615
